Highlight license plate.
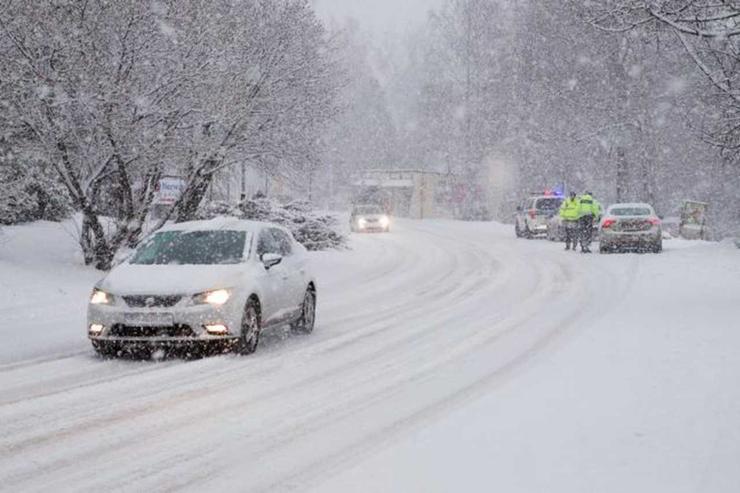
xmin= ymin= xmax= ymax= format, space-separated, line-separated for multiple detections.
xmin=123 ymin=312 xmax=174 ymax=326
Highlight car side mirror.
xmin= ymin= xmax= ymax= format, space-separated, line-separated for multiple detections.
xmin=261 ymin=253 xmax=283 ymax=270
xmin=516 ymin=206 xmax=522 ymax=212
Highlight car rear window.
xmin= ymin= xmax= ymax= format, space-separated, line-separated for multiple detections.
xmin=610 ymin=207 xmax=652 ymax=216
xmin=535 ymin=198 xmax=562 ymax=211
xmin=130 ymin=230 xmax=246 ymax=265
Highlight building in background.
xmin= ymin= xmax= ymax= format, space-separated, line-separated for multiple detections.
xmin=352 ymin=169 xmax=448 ymax=219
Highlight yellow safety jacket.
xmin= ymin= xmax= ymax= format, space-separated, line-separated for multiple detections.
xmin=578 ymin=194 xmax=600 ymax=218
xmin=559 ymin=197 xmax=580 ymax=221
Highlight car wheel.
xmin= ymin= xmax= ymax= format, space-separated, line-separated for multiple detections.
xmin=653 ymin=240 xmax=663 ymax=254
xmin=92 ymin=340 xmax=114 ymax=358
xmin=524 ymin=225 xmax=533 ymax=239
xmin=236 ymin=298 xmax=261 ymax=355
xmin=515 ymin=223 xmax=522 ymax=238
xmin=292 ymin=287 xmax=316 ymax=334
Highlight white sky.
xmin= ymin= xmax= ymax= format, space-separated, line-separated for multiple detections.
xmin=312 ymin=0 xmax=441 ymax=35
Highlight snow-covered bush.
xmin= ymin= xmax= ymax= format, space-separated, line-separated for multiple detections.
xmin=0 ymin=162 xmax=72 ymax=225
xmin=196 ymin=198 xmax=346 ymax=251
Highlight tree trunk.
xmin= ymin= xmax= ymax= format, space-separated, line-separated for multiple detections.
xmin=175 ymin=170 xmax=214 ymax=223
xmin=615 ymin=146 xmax=628 ymax=203
xmin=80 ymin=205 xmax=114 ymax=270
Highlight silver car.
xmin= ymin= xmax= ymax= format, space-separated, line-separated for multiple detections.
xmin=350 ymin=204 xmax=391 ymax=233
xmin=599 ymin=203 xmax=662 ymax=253
xmin=87 ymin=218 xmax=317 ymax=357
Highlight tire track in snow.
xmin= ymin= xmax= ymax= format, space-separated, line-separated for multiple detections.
xmin=0 ymin=220 xmax=637 ymax=492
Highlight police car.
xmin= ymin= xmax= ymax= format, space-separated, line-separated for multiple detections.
xmin=515 ymin=195 xmax=563 ymax=239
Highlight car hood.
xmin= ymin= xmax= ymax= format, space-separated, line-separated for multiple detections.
xmin=356 ymin=214 xmax=385 ymax=219
xmin=99 ymin=263 xmax=247 ymax=296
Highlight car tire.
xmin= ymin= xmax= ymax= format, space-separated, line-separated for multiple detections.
xmin=653 ymin=240 xmax=663 ymax=254
xmin=599 ymin=244 xmax=608 ymax=254
xmin=292 ymin=287 xmax=316 ymax=334
xmin=92 ymin=340 xmax=114 ymax=358
xmin=236 ymin=298 xmax=261 ymax=355
xmin=524 ymin=225 xmax=533 ymax=239
xmin=515 ymin=223 xmax=522 ymax=238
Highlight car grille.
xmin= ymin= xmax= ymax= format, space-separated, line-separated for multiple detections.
xmin=123 ymin=295 xmax=182 ymax=308
xmin=109 ymin=324 xmax=195 ymax=338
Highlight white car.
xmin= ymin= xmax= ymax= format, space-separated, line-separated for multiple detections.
xmin=599 ymin=203 xmax=662 ymax=253
xmin=515 ymin=195 xmax=563 ymax=238
xmin=350 ymin=204 xmax=391 ymax=233
xmin=87 ymin=218 xmax=316 ymax=357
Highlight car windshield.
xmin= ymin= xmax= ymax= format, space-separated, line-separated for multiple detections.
xmin=536 ymin=198 xmax=562 ymax=211
xmin=355 ymin=205 xmax=383 ymax=215
xmin=130 ymin=230 xmax=247 ymax=265
xmin=610 ymin=207 xmax=652 ymax=217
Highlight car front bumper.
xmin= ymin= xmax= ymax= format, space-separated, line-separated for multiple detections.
xmin=87 ymin=301 xmax=241 ymax=344
xmin=356 ymin=223 xmax=388 ymax=232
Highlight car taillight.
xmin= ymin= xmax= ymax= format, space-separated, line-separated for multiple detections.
xmin=649 ymin=217 xmax=661 ymax=226
xmin=601 ymin=218 xmax=616 ymax=228
xmin=529 ymin=209 xmax=536 ymax=219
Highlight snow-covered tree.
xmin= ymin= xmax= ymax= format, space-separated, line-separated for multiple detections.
xmin=317 ymin=21 xmax=398 ymax=208
xmin=0 ymin=0 xmax=341 ymax=269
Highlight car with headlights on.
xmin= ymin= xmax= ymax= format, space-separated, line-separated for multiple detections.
xmin=599 ymin=203 xmax=662 ymax=253
xmin=350 ymin=204 xmax=390 ymax=233
xmin=87 ymin=218 xmax=316 ymax=357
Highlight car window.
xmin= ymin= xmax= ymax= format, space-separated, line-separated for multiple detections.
xmin=130 ymin=230 xmax=246 ymax=265
xmin=610 ymin=207 xmax=652 ymax=216
xmin=256 ymin=229 xmax=279 ymax=257
xmin=271 ymin=228 xmax=293 ymax=256
xmin=354 ymin=205 xmax=383 ymax=215
xmin=536 ymin=198 xmax=562 ymax=211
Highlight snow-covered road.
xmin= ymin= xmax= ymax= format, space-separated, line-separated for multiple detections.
xmin=1 ymin=220 xmax=739 ymax=492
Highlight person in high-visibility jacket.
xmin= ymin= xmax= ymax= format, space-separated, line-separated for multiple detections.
xmin=577 ymin=191 xmax=601 ymax=253
xmin=559 ymin=191 xmax=580 ymax=251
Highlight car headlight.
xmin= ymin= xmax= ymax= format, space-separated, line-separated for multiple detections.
xmin=193 ymin=289 xmax=231 ymax=306
xmin=90 ymin=289 xmax=114 ymax=305
xmin=358 ymin=218 xmax=367 ymax=227
xmin=379 ymin=216 xmax=390 ymax=227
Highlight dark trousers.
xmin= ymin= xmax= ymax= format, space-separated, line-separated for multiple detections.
xmin=579 ymin=215 xmax=594 ymax=250
xmin=564 ymin=220 xmax=578 ymax=249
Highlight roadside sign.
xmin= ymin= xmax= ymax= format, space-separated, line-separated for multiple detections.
xmin=679 ymin=200 xmax=708 ymax=240
xmin=155 ymin=176 xmax=186 ymax=205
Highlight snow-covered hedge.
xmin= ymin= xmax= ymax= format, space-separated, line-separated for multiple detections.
xmin=196 ymin=198 xmax=346 ymax=251
xmin=0 ymin=162 xmax=72 ymax=225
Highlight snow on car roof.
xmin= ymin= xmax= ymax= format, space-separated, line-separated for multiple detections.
xmin=158 ymin=217 xmax=281 ymax=234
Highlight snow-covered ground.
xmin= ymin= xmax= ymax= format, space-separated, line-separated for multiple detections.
xmin=0 ymin=219 xmax=738 ymax=492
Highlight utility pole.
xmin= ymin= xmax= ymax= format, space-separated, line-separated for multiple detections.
xmin=240 ymin=162 xmax=246 ymax=201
